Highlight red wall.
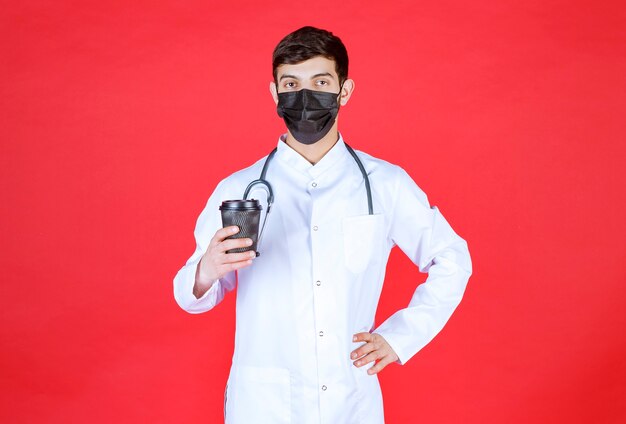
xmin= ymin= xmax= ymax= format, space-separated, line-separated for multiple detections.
xmin=2 ymin=1 xmax=625 ymax=423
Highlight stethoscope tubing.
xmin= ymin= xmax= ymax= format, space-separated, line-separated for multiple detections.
xmin=243 ymin=143 xmax=373 ymax=251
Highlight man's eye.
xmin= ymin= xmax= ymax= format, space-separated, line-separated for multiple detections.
xmin=316 ymin=80 xmax=328 ymax=86
xmin=285 ymin=82 xmax=296 ymax=88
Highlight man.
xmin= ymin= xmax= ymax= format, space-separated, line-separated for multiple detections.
xmin=174 ymin=26 xmax=472 ymax=424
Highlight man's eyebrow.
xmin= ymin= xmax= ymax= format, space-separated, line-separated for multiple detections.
xmin=279 ymin=74 xmax=299 ymax=81
xmin=278 ymin=72 xmax=336 ymax=81
xmin=311 ymin=72 xmax=335 ymax=79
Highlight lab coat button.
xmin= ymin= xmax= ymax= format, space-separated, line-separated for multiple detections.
xmin=316 ymin=280 xmax=321 ymax=286
xmin=319 ymin=331 xmax=324 ymax=337
xmin=321 ymin=385 xmax=327 ymax=391
xmin=311 ymin=182 xmax=317 ymax=188
xmin=313 ymin=226 xmax=318 ymax=231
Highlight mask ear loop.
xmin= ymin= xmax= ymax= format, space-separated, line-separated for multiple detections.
xmin=337 ymin=81 xmax=345 ymax=108
xmin=243 ymin=148 xmax=277 ymax=256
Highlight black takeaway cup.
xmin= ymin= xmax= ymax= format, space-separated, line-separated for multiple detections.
xmin=219 ymin=199 xmax=263 ymax=255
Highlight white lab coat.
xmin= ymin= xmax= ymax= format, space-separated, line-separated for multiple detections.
xmin=174 ymin=135 xmax=472 ymax=424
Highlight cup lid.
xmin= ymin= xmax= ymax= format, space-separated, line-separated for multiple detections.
xmin=219 ymin=199 xmax=262 ymax=210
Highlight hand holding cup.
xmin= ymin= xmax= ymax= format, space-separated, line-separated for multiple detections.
xmin=194 ymin=226 xmax=257 ymax=297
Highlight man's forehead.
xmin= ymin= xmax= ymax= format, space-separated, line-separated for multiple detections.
xmin=276 ymin=57 xmax=338 ymax=80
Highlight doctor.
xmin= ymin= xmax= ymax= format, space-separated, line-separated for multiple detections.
xmin=174 ymin=26 xmax=472 ymax=424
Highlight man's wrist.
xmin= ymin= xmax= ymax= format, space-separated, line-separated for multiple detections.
xmin=193 ymin=260 xmax=216 ymax=298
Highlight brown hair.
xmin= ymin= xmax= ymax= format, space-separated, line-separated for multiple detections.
xmin=272 ymin=26 xmax=349 ymax=85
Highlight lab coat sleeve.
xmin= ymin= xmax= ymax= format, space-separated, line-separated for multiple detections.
xmin=373 ymin=167 xmax=472 ymax=365
xmin=173 ymin=180 xmax=237 ymax=314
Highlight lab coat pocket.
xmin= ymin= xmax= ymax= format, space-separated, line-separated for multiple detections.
xmin=342 ymin=214 xmax=384 ymax=274
xmin=232 ymin=366 xmax=292 ymax=424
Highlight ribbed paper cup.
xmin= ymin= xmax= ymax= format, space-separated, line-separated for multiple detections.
xmin=219 ymin=200 xmax=262 ymax=254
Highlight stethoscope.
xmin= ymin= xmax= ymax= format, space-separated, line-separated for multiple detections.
xmin=242 ymin=143 xmax=374 ymax=250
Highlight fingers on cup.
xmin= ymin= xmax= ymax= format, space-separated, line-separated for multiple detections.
xmin=222 ymin=249 xmax=257 ymax=264
xmin=220 ymin=237 xmax=253 ymax=253
xmin=213 ymin=226 xmax=240 ymax=244
xmin=223 ymin=258 xmax=254 ymax=272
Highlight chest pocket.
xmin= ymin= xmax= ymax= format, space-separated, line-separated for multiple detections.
xmin=342 ymin=214 xmax=385 ymax=274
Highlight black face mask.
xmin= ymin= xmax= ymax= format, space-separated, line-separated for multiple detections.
xmin=276 ymin=88 xmax=340 ymax=145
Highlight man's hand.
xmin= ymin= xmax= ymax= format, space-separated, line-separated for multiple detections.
xmin=351 ymin=332 xmax=399 ymax=375
xmin=193 ymin=226 xmax=256 ymax=298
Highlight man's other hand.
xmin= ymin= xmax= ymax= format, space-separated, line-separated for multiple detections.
xmin=350 ymin=332 xmax=399 ymax=375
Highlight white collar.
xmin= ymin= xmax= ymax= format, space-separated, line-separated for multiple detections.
xmin=275 ymin=133 xmax=350 ymax=179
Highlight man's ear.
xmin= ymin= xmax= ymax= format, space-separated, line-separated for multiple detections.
xmin=339 ymin=79 xmax=355 ymax=106
xmin=269 ymin=81 xmax=279 ymax=105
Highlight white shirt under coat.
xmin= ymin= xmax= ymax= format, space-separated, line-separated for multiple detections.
xmin=173 ymin=134 xmax=472 ymax=424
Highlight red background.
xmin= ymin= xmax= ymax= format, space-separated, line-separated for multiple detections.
xmin=2 ymin=1 xmax=625 ymax=423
